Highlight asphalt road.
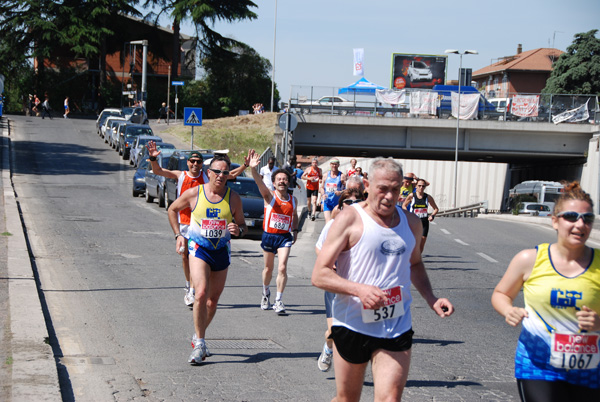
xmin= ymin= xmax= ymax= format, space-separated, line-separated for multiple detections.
xmin=8 ymin=114 xmax=588 ymax=401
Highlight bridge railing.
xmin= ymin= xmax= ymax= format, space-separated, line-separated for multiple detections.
xmin=288 ymin=85 xmax=599 ymax=124
xmin=438 ymin=201 xmax=489 ymax=218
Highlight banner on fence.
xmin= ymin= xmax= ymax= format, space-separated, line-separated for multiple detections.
xmin=552 ymin=99 xmax=590 ymax=124
xmin=410 ymin=91 xmax=438 ymax=115
xmin=511 ymin=95 xmax=539 ymax=117
xmin=376 ymin=89 xmax=407 ymax=106
xmin=451 ymin=92 xmax=479 ymax=120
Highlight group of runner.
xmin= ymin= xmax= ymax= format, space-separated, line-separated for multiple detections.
xmin=147 ymin=143 xmax=598 ymax=400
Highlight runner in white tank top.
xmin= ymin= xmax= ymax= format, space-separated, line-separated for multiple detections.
xmin=312 ymin=158 xmax=454 ymax=401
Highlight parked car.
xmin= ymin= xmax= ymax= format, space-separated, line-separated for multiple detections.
xmin=136 ymin=142 xmax=176 ymax=171
xmin=132 ymin=156 xmax=150 ymax=197
xmin=407 ymin=60 xmax=433 ymax=82
xmin=144 ymin=148 xmax=176 ymax=207
xmin=108 ymin=120 xmax=127 ymax=148
xmin=298 ymin=96 xmax=354 ymax=115
xmin=226 ymin=176 xmax=264 ymax=236
xmin=518 ymin=202 xmax=552 ymax=216
xmin=102 ymin=116 xmax=127 ymax=142
xmin=122 ymin=106 xmax=149 ymax=125
xmin=96 ymin=108 xmax=122 ymax=135
xmin=130 ymin=135 xmax=163 ymax=167
xmin=489 ymin=97 xmax=511 ymax=114
xmin=119 ymin=124 xmax=154 ymax=160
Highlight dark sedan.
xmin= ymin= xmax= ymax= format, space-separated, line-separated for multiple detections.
xmin=226 ymin=176 xmax=264 ymax=236
xmin=132 ymin=157 xmax=150 ymax=197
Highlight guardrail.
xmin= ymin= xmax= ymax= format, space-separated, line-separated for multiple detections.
xmin=438 ymin=201 xmax=488 ymax=218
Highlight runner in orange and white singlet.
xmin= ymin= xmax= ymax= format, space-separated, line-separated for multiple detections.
xmin=249 ymin=149 xmax=299 ymax=315
xmin=302 ymin=157 xmax=322 ymax=221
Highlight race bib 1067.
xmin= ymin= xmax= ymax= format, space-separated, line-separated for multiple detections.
xmin=550 ymin=332 xmax=600 ymax=370
xmin=361 ymin=286 xmax=404 ymax=323
xmin=200 ymin=219 xmax=227 ymax=238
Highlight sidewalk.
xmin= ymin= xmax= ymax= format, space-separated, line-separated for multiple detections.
xmin=1 ymin=116 xmax=61 ymax=401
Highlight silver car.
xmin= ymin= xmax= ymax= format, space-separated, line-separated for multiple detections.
xmin=129 ymin=135 xmax=163 ymax=167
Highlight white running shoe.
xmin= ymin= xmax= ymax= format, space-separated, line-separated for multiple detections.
xmin=192 ymin=334 xmax=212 ymax=357
xmin=261 ymin=291 xmax=271 ymax=310
xmin=273 ymin=300 xmax=286 ymax=315
xmin=318 ymin=348 xmax=333 ymax=372
xmin=184 ymin=288 xmax=195 ymax=307
xmin=189 ymin=335 xmax=207 ymax=364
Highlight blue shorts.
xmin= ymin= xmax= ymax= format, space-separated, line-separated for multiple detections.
xmin=188 ymin=240 xmax=230 ymax=271
xmin=324 ymin=291 xmax=335 ymax=318
xmin=261 ymin=232 xmax=293 ymax=254
xmin=323 ymin=194 xmax=340 ymax=212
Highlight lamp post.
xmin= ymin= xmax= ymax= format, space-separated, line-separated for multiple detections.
xmin=444 ymin=49 xmax=478 ymax=208
xmin=270 ymin=0 xmax=277 ymax=112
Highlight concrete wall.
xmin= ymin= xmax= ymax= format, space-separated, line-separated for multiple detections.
xmin=332 ymin=157 xmax=508 ymax=211
xmin=580 ymin=134 xmax=600 ymax=214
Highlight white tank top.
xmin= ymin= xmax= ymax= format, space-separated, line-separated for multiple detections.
xmin=333 ymin=204 xmax=416 ymax=338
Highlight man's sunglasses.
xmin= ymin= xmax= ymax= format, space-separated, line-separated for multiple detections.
xmin=188 ymin=159 xmax=202 ymax=164
xmin=342 ymin=199 xmax=361 ymax=206
xmin=556 ymin=211 xmax=595 ymax=224
xmin=209 ymin=168 xmax=230 ymax=176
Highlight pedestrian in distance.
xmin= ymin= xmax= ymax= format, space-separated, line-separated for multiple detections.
xmin=259 ymin=156 xmax=278 ymax=191
xmin=492 ymin=181 xmax=600 ymax=401
xmin=40 ymin=96 xmax=52 ymax=119
xmin=312 ymin=158 xmax=454 ymax=401
xmin=320 ymin=158 xmax=346 ymax=224
xmin=64 ymin=96 xmax=70 ymax=118
xmin=168 ymin=155 xmax=247 ymax=365
xmin=157 ymin=102 xmax=169 ymax=123
xmin=301 ymin=157 xmax=323 ymax=221
xmin=248 ymin=149 xmax=299 ymax=315
xmin=315 ymin=186 xmax=365 ymax=373
xmin=403 ymin=179 xmax=439 ymax=254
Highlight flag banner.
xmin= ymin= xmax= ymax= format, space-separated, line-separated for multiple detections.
xmin=512 ymin=95 xmax=539 ymax=117
xmin=552 ymin=100 xmax=590 ymax=124
xmin=376 ymin=89 xmax=407 ymax=106
xmin=353 ymin=48 xmax=364 ymax=76
xmin=451 ymin=92 xmax=479 ymax=120
xmin=410 ymin=91 xmax=438 ymax=115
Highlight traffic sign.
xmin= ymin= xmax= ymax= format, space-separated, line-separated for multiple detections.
xmin=172 ymin=81 xmax=184 ymax=86
xmin=278 ymin=113 xmax=298 ymax=131
xmin=184 ymin=107 xmax=202 ymax=126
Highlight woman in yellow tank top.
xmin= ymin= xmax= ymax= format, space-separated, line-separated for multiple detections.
xmin=492 ymin=182 xmax=600 ymax=401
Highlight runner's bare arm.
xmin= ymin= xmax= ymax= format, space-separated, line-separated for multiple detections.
xmin=407 ymin=212 xmax=454 ymax=317
xmin=402 ymin=193 xmax=413 ymax=210
xmin=247 ymin=150 xmax=273 ymax=203
xmin=428 ymin=195 xmax=439 ymax=221
xmin=492 ymin=249 xmax=536 ymax=326
xmin=312 ymin=208 xmax=387 ymax=309
xmin=146 ymin=140 xmax=180 ymax=179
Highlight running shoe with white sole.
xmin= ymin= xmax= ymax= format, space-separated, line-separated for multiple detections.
xmin=191 ymin=335 xmax=212 ymax=357
xmin=318 ymin=348 xmax=333 ymax=372
xmin=189 ymin=335 xmax=208 ymax=364
xmin=273 ymin=300 xmax=286 ymax=315
xmin=261 ymin=291 xmax=271 ymax=310
xmin=184 ymin=288 xmax=195 ymax=307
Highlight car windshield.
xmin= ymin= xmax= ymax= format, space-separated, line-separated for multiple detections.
xmin=155 ymin=143 xmax=175 ymax=150
xmin=126 ymin=127 xmax=153 ymax=136
xmin=227 ymin=180 xmax=262 ymax=198
xmin=414 ymin=61 xmax=428 ymax=68
xmin=122 ymin=107 xmax=134 ymax=115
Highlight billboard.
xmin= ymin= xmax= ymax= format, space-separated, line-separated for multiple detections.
xmin=390 ymin=54 xmax=447 ymax=90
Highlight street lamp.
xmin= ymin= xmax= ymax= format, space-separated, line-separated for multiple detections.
xmin=444 ymin=49 xmax=478 ymax=208
xmin=270 ymin=0 xmax=277 ymax=112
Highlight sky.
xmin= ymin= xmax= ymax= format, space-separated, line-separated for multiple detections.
xmin=163 ymin=0 xmax=599 ymax=101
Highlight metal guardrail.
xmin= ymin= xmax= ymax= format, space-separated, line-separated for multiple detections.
xmin=438 ymin=201 xmax=489 ymax=217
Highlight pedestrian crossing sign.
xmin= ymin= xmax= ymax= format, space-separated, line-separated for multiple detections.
xmin=184 ymin=107 xmax=203 ymax=126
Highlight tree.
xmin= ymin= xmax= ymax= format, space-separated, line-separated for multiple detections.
xmin=543 ymin=30 xmax=600 ymax=95
xmin=180 ymin=42 xmax=278 ymax=118
xmin=142 ymin=0 xmax=258 ymax=78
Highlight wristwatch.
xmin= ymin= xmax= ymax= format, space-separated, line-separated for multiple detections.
xmin=238 ymin=227 xmax=245 ymax=237
xmin=149 ymin=156 xmax=157 ymax=161
xmin=175 ymin=233 xmax=182 ymax=239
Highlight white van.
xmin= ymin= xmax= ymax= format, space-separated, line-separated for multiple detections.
xmin=489 ymin=97 xmax=511 ymax=113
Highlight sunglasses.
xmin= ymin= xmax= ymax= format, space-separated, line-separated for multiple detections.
xmin=556 ymin=211 xmax=595 ymax=224
xmin=188 ymin=159 xmax=202 ymax=164
xmin=209 ymin=168 xmax=230 ymax=176
xmin=342 ymin=199 xmax=360 ymax=205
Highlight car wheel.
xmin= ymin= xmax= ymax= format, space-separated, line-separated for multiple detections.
xmin=340 ymin=110 xmax=348 ymax=116
xmin=122 ymin=150 xmax=128 ymax=160
xmin=158 ymin=187 xmax=165 ymax=208
xmin=145 ymin=187 xmax=154 ymax=203
xmin=132 ymin=188 xmax=138 ymax=197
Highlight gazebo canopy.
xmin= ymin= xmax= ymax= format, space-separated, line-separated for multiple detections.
xmin=338 ymin=77 xmax=386 ymax=95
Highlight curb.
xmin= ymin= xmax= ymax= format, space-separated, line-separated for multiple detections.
xmin=1 ymin=117 xmax=61 ymax=401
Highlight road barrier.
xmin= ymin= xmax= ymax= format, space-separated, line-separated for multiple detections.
xmin=438 ymin=201 xmax=488 ymax=217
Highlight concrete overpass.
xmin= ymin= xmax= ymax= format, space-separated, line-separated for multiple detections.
xmin=291 ymin=114 xmax=599 ymax=164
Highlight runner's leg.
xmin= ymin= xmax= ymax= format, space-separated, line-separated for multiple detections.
xmin=189 ymin=255 xmax=210 ymax=339
xmin=332 ymin=343 xmax=368 ymax=402
xmin=262 ymin=251 xmax=276 ymax=288
xmin=275 ymin=246 xmax=291 ymax=294
xmin=205 ymin=268 xmax=228 ymax=329
xmin=371 ymin=348 xmax=411 ymax=402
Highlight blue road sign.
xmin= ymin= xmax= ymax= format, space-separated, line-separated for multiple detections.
xmin=184 ymin=107 xmax=202 ymax=126
xmin=172 ymin=81 xmax=184 ymax=86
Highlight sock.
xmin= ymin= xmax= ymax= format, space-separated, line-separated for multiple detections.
xmin=324 ymin=343 xmax=333 ymax=354
xmin=186 ymin=281 xmax=191 ymax=289
xmin=263 ymin=285 xmax=270 ymax=296
xmin=276 ymin=292 xmax=283 ymax=301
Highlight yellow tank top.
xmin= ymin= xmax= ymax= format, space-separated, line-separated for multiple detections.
xmin=523 ymin=243 xmax=600 ymax=337
xmin=188 ymin=185 xmax=233 ymax=249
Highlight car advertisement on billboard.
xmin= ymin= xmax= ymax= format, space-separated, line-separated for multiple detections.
xmin=390 ymin=54 xmax=447 ymax=90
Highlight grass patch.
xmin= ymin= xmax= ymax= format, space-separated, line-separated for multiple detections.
xmin=1 ymin=232 xmax=12 ymax=237
xmin=5 ymin=357 xmax=12 ymax=365
xmin=161 ymin=113 xmax=277 ymax=164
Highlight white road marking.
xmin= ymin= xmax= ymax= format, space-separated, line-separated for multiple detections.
xmin=441 ymin=229 xmax=450 ymax=235
xmin=454 ymin=239 xmax=469 ymax=246
xmin=477 ymin=252 xmax=498 ymax=263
